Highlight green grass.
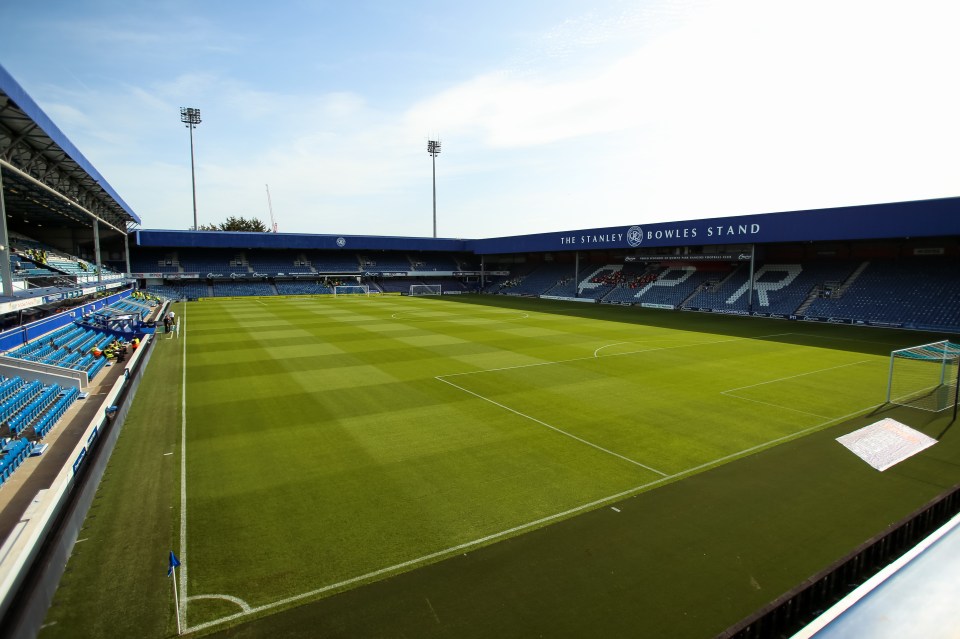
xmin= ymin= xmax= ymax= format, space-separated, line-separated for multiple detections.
xmin=40 ymin=295 xmax=960 ymax=638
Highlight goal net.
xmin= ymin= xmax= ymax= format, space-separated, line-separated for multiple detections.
xmin=886 ymin=340 xmax=960 ymax=412
xmin=410 ymin=284 xmax=442 ymax=296
xmin=333 ymin=284 xmax=370 ymax=297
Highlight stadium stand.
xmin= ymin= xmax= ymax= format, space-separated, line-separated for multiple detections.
xmin=160 ymin=282 xmax=209 ymax=299
xmin=360 ymin=253 xmax=412 ymax=272
xmin=131 ymin=249 xmax=183 ymax=274
xmin=211 ymin=282 xmax=275 ymax=297
xmin=145 ymin=284 xmax=187 ymax=299
xmin=603 ymin=263 xmax=723 ymax=306
xmin=802 ymin=259 xmax=960 ymax=330
xmin=36 ymin=387 xmax=80 ymax=437
xmin=684 ymin=262 xmax=859 ymax=315
xmin=409 ymin=253 xmax=462 ymax=271
xmin=275 ymin=281 xmax=333 ymax=295
xmin=175 ymin=249 xmax=249 ymax=274
xmin=308 ymin=253 xmax=361 ymax=273
xmin=496 ymin=263 xmax=572 ymax=296
xmin=245 ymin=251 xmax=314 ymax=275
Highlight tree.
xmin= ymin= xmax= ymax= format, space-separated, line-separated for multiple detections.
xmin=194 ymin=216 xmax=269 ymax=232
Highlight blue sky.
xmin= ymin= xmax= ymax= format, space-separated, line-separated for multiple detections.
xmin=1 ymin=0 xmax=958 ymax=238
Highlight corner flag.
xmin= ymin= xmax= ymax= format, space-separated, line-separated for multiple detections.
xmin=167 ymin=551 xmax=181 ymax=577
xmin=168 ymin=550 xmax=183 ymax=634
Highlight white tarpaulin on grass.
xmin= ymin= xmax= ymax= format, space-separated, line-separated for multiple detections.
xmin=836 ymin=418 xmax=938 ymax=471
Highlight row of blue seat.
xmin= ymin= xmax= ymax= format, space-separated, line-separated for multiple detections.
xmin=88 ymin=356 xmax=108 ymax=380
xmin=9 ymin=384 xmax=62 ymax=436
xmin=0 ymin=380 xmax=43 ymax=424
xmin=7 ymin=324 xmax=78 ymax=358
xmin=0 ymin=438 xmax=33 ymax=487
xmin=34 ymin=388 xmax=80 ymax=439
xmin=0 ymin=377 xmax=25 ymax=404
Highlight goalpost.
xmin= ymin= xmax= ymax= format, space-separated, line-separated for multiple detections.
xmin=886 ymin=340 xmax=960 ymax=413
xmin=410 ymin=284 xmax=442 ymax=296
xmin=333 ymin=284 xmax=370 ymax=297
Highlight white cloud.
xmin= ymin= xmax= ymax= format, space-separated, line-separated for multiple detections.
xmin=16 ymin=0 xmax=960 ymax=237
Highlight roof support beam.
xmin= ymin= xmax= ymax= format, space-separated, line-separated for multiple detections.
xmin=0 ymin=168 xmax=14 ymax=296
xmin=0 ymin=160 xmax=125 ymax=234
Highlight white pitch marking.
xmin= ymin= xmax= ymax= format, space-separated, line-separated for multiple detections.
xmin=435 ymin=376 xmax=667 ymax=476
xmin=426 ymin=597 xmax=441 ymax=624
xmin=442 ymin=332 xmax=798 ymax=380
xmin=183 ymin=398 xmax=882 ymax=635
xmin=720 ymin=394 xmax=832 ymax=419
xmin=178 ymin=302 xmax=188 ymax=629
xmin=721 ymin=359 xmax=874 ymax=394
xmin=164 ymin=452 xmax=173 ymax=456
xmin=592 ymin=338 xmax=711 ymax=359
xmin=75 ymin=538 xmax=88 ymax=543
xmin=610 ymin=507 xmax=621 ymax=513
xmin=775 ymin=332 xmax=905 ymax=347
xmin=390 ymin=310 xmax=529 ymax=322
xmin=177 ymin=321 xmax=863 ymax=633
xmin=593 ymin=342 xmax=630 ymax=358
xmin=187 ymin=593 xmax=252 ymax=613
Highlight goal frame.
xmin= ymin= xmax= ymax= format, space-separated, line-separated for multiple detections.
xmin=333 ymin=284 xmax=370 ymax=297
xmin=409 ymin=284 xmax=442 ymax=296
xmin=886 ymin=340 xmax=960 ymax=413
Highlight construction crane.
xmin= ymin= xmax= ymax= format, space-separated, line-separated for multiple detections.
xmin=265 ymin=184 xmax=278 ymax=233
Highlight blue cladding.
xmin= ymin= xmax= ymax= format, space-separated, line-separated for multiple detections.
xmin=138 ymin=197 xmax=960 ymax=256
xmin=466 ymin=197 xmax=960 ymax=255
xmin=136 ymin=230 xmax=467 ymax=252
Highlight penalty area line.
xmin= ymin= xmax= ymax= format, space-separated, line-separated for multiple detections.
xmin=443 ymin=332 xmax=800 ymax=381
xmin=721 ymin=359 xmax=874 ymax=394
xmin=434 ymin=376 xmax=667 ymax=477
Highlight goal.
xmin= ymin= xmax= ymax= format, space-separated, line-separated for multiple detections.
xmin=333 ymin=284 xmax=370 ymax=297
xmin=886 ymin=340 xmax=960 ymax=412
xmin=410 ymin=284 xmax=442 ymax=296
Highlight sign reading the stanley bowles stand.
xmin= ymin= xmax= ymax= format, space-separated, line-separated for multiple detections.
xmin=469 ymin=198 xmax=960 ymax=255
xmin=557 ymin=221 xmax=761 ymax=247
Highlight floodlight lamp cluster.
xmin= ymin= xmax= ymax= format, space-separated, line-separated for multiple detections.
xmin=427 ymin=140 xmax=441 ymax=157
xmin=180 ymin=107 xmax=202 ymax=127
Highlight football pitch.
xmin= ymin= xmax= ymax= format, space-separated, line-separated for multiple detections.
xmin=40 ymin=294 xmax=960 ymax=638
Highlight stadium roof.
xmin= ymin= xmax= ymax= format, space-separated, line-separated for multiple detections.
xmin=137 ymin=195 xmax=960 ymax=255
xmin=0 ymin=64 xmax=139 ymax=234
xmin=468 ymin=196 xmax=960 ymax=255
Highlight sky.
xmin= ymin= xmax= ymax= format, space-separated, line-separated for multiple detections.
xmin=1 ymin=0 xmax=959 ymax=239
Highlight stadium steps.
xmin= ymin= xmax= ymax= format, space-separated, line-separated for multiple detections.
xmin=796 ymin=261 xmax=869 ymax=315
xmin=682 ymin=264 xmax=743 ymax=308
xmin=678 ymin=283 xmax=706 ymax=308
xmin=795 ymin=286 xmax=823 ymax=315
xmin=834 ymin=260 xmax=871 ymax=298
